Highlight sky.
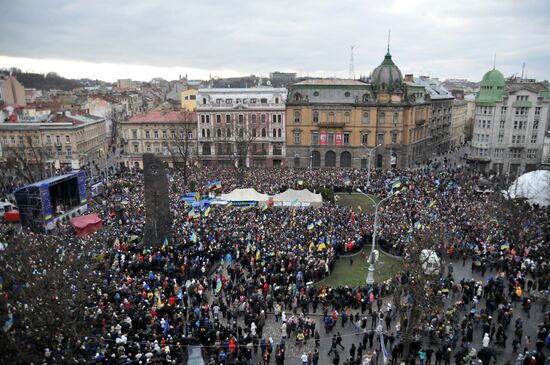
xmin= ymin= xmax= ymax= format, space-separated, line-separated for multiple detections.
xmin=1 ymin=0 xmax=549 ymax=83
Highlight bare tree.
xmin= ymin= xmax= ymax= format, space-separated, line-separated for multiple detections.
xmin=0 ymin=231 xmax=104 ymax=364
xmin=1 ymin=135 xmax=50 ymax=185
xmin=165 ymin=123 xmax=195 ymax=186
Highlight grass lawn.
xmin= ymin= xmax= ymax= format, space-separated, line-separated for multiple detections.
xmin=316 ymin=247 xmax=403 ymax=288
xmin=335 ymin=192 xmax=380 ymax=214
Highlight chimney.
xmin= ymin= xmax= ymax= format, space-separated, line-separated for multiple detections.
xmin=404 ymin=74 xmax=414 ymax=82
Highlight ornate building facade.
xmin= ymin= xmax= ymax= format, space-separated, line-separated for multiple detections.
xmin=285 ymin=50 xmax=430 ymax=169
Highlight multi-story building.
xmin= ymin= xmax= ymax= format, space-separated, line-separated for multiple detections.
xmin=285 ymin=49 xmax=430 ymax=169
xmin=181 ymin=89 xmax=198 ymax=111
xmin=450 ymin=90 xmax=467 ymax=148
xmin=0 ymin=74 xmax=26 ymax=106
xmin=196 ymin=87 xmax=287 ymax=167
xmin=407 ymin=76 xmax=454 ymax=155
xmin=0 ymin=112 xmax=107 ymax=174
xmin=468 ymin=68 xmax=550 ymax=175
xmin=119 ymin=110 xmax=197 ymax=169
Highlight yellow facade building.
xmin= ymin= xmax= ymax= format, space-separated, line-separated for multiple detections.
xmin=180 ymin=89 xmax=198 ymax=111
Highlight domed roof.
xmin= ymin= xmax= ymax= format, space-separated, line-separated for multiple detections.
xmin=476 ymin=68 xmax=506 ymax=105
xmin=481 ymin=69 xmax=505 ymax=85
xmin=371 ymin=51 xmax=403 ymax=91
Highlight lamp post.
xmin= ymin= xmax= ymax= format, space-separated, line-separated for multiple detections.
xmin=356 ymin=188 xmax=392 ymax=286
xmin=363 ymin=144 xmax=382 ymax=191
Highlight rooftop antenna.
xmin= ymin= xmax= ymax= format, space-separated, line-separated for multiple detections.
xmin=521 ymin=62 xmax=526 ymax=79
xmin=349 ymin=45 xmax=355 ymax=79
xmin=387 ymin=29 xmax=391 ymax=54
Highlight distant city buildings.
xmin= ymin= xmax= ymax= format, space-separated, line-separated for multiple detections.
xmin=0 ymin=74 xmax=26 ymax=106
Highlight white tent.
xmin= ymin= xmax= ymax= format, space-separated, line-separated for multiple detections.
xmin=508 ymin=170 xmax=550 ymax=207
xmin=272 ymin=189 xmax=323 ymax=208
xmin=220 ymin=188 xmax=269 ymax=207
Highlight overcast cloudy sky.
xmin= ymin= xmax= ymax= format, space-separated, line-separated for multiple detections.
xmin=1 ymin=0 xmax=549 ymax=82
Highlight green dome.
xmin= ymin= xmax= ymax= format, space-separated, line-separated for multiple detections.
xmin=371 ymin=51 xmax=403 ymax=91
xmin=476 ymin=68 xmax=506 ymax=106
xmin=481 ymin=69 xmax=505 ymax=85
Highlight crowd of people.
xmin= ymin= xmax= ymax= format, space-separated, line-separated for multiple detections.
xmin=1 ymin=162 xmax=549 ymax=364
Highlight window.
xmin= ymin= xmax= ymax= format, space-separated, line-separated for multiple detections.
xmin=146 ymin=143 xmax=151 ymax=152
xmin=494 ymin=148 xmax=504 ymax=157
xmin=499 ymin=120 xmax=505 ymax=129
xmin=313 ymin=111 xmax=319 ymax=123
xmin=344 ymin=92 xmax=351 ymax=97
xmin=56 ymin=135 xmax=61 ymax=144
xmin=260 ymin=98 xmax=268 ymax=104
xmin=343 ymin=133 xmax=350 ymax=145
xmin=236 ymin=98 xmax=241 ymax=104
xmin=154 ymin=131 xmax=159 ymax=139
xmin=217 ymin=129 xmax=222 ymax=138
xmin=252 ymin=129 xmax=257 ymax=137
xmin=535 ymin=107 xmax=541 ymax=115
xmin=275 ymin=97 xmax=279 ymax=104
xmin=344 ymin=112 xmax=350 ymax=123
xmin=377 ymin=133 xmax=384 ymax=145
xmin=328 ymin=132 xmax=334 ymax=145
xmin=497 ymin=134 xmax=504 ymax=143
xmin=46 ymin=135 xmax=51 ymax=144
xmin=225 ymin=114 xmax=231 ymax=124
xmin=133 ymin=144 xmax=139 ymax=153
xmin=207 ymin=129 xmax=211 ymax=138
xmin=362 ymin=112 xmax=369 ymax=124
xmin=328 ymin=112 xmax=335 ymax=123
xmin=313 ymin=91 xmax=319 ymax=97
xmin=533 ymin=120 xmax=539 ymax=130
xmin=201 ymin=129 xmax=206 ymax=138
xmin=391 ymin=131 xmax=397 ymax=144
xmin=294 ymin=131 xmax=301 ymax=144
xmin=239 ymin=128 xmax=244 ymax=138
xmin=251 ymin=114 xmax=257 ymax=124
xmin=225 ymin=99 xmax=232 ymax=104
xmin=486 ymin=121 xmax=491 ymax=129
xmin=261 ymin=114 xmax=266 ymax=123
xmin=162 ymin=130 xmax=167 ymax=139
xmin=65 ymin=135 xmax=70 ymax=143
xmin=238 ymin=114 xmax=244 ymax=124
xmin=379 ymin=112 xmax=385 ymax=124
xmin=216 ymin=114 xmax=221 ymax=123
xmin=531 ymin=134 xmax=537 ymax=144
xmin=250 ymin=98 xmax=257 ymax=104
xmin=294 ymin=110 xmax=301 ymax=123
xmin=527 ymin=149 xmax=537 ymax=159
xmin=132 ymin=130 xmax=138 ymax=139
xmin=202 ymin=98 xmax=207 ymax=105
xmin=201 ymin=115 xmax=205 ymax=123
xmin=277 ymin=114 xmax=282 ymax=123
xmin=226 ymin=128 xmax=231 ymax=138
xmin=362 ymin=133 xmax=369 ymax=145
xmin=393 ymin=112 xmax=398 ymax=124
xmin=66 ymin=147 xmax=72 ymax=157
xmin=272 ymin=115 xmax=277 ymax=124
xmin=312 ymin=132 xmax=319 ymax=145
xmin=501 ymin=107 xmax=507 ymax=114
xmin=517 ymin=95 xmax=528 ymax=101
xmin=261 ymin=128 xmax=266 ymax=137
xmin=216 ymin=98 xmax=223 ymax=104
xmin=510 ymin=148 xmax=522 ymax=158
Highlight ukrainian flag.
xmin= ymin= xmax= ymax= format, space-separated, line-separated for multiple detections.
xmin=391 ymin=179 xmax=402 ymax=189
xmin=501 ymin=244 xmax=510 ymax=251
xmin=317 ymin=243 xmax=327 ymax=251
xmin=190 ymin=232 xmax=197 ymax=243
xmin=255 ymin=250 xmax=261 ymax=261
xmin=428 ymin=200 xmax=437 ymax=208
xmin=307 ymin=223 xmax=315 ymax=231
xmin=215 ymin=278 xmax=222 ymax=293
xmin=344 ymin=178 xmax=351 ymax=186
xmin=316 ymin=219 xmax=323 ymax=226
xmin=162 ymin=237 xmax=168 ymax=251
xmin=204 ymin=206 xmax=211 ymax=217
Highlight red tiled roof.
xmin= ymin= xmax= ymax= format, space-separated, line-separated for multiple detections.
xmin=126 ymin=111 xmax=196 ymax=123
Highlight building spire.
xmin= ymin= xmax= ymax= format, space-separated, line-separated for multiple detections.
xmin=493 ymin=53 xmax=496 ymax=70
xmin=387 ymin=29 xmax=391 ymax=54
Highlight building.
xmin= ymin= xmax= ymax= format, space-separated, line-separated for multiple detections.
xmin=181 ymin=89 xmax=198 ymax=111
xmin=0 ymin=75 xmax=26 ymax=106
xmin=270 ymin=72 xmax=297 ymax=87
xmin=119 ymin=110 xmax=197 ymax=169
xmin=285 ymin=49 xmax=430 ymax=169
xmin=0 ymin=111 xmax=107 ymax=174
xmin=468 ymin=68 xmax=550 ymax=175
xmin=450 ymin=90 xmax=467 ymax=148
xmin=117 ymin=79 xmax=132 ymax=89
xmin=407 ymin=76 xmax=454 ymax=155
xmin=196 ymin=87 xmax=287 ymax=167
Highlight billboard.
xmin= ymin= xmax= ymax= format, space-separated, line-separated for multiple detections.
xmin=335 ymin=133 xmax=343 ymax=145
xmin=320 ymin=131 xmax=327 ymax=145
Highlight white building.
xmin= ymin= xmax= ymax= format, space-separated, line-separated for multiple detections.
xmin=196 ymin=87 xmax=287 ymax=167
xmin=469 ymin=68 xmax=550 ymax=175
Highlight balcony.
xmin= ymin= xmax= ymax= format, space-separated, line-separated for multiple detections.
xmin=317 ymin=121 xmax=346 ymax=128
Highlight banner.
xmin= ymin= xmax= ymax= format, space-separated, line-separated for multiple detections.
xmin=320 ymin=131 xmax=327 ymax=145
xmin=335 ymin=132 xmax=343 ymax=145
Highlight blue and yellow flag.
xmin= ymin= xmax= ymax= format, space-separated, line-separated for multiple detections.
xmin=190 ymin=231 xmax=198 ymax=243
xmin=255 ymin=250 xmax=261 ymax=261
xmin=391 ymin=179 xmax=402 ymax=190
xmin=215 ymin=278 xmax=222 ymax=293
xmin=204 ymin=206 xmax=211 ymax=217
xmin=344 ymin=178 xmax=351 ymax=186
xmin=428 ymin=200 xmax=437 ymax=208
xmin=2 ymin=315 xmax=13 ymax=333
xmin=162 ymin=237 xmax=168 ymax=251
xmin=501 ymin=243 xmax=510 ymax=251
xmin=307 ymin=223 xmax=315 ymax=231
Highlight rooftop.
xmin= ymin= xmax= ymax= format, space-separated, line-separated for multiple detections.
xmin=293 ymin=79 xmax=367 ymax=86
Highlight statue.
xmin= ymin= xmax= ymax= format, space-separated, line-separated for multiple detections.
xmin=142 ymin=153 xmax=172 ymax=249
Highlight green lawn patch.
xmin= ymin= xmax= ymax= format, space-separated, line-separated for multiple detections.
xmin=316 ymin=247 xmax=402 ymax=288
xmin=335 ymin=192 xmax=380 ymax=214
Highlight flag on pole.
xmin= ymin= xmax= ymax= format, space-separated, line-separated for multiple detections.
xmin=2 ymin=314 xmax=13 ymax=333
xmin=344 ymin=178 xmax=351 ymax=186
xmin=204 ymin=206 xmax=212 ymax=217
xmin=215 ymin=278 xmax=223 ymax=293
xmin=162 ymin=237 xmax=168 ymax=251
xmin=316 ymin=219 xmax=323 ymax=226
xmin=501 ymin=243 xmax=510 ymax=251
xmin=255 ymin=250 xmax=261 ymax=261
xmin=190 ymin=231 xmax=198 ymax=243
xmin=391 ymin=179 xmax=402 ymax=190
xmin=307 ymin=223 xmax=315 ymax=231
xmin=164 ymin=319 xmax=169 ymax=336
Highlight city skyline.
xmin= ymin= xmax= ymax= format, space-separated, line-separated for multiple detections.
xmin=1 ymin=0 xmax=549 ymax=82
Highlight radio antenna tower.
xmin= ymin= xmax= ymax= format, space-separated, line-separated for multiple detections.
xmin=349 ymin=45 xmax=355 ymax=80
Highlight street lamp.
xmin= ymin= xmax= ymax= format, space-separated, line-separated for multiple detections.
xmin=356 ymin=188 xmax=393 ymax=286
xmin=362 ymin=143 xmax=382 ymax=191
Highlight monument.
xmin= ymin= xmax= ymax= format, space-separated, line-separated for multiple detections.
xmin=142 ymin=153 xmax=172 ymax=248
